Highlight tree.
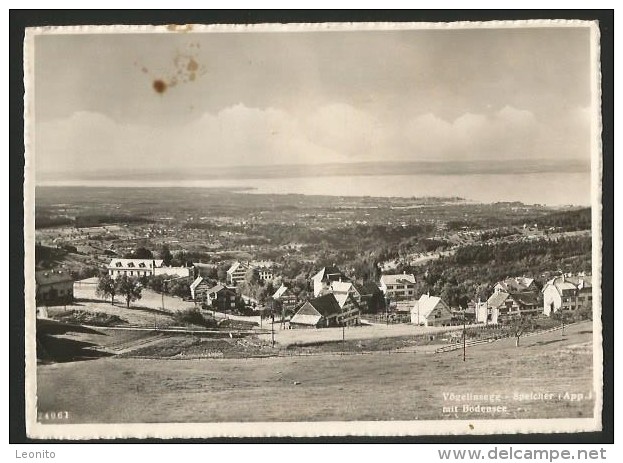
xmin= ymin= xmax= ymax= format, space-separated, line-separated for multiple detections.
xmin=216 ymin=264 xmax=228 ymax=283
xmin=508 ymin=315 xmax=535 ymax=347
xmin=244 ymin=268 xmax=260 ymax=286
xmin=96 ymin=274 xmax=117 ymax=305
xmin=123 ymin=246 xmax=153 ymax=259
xmin=134 ymin=247 xmax=153 ymax=259
xmin=168 ymin=277 xmax=191 ymax=299
xmin=116 ymin=275 xmax=143 ymax=308
xmin=174 ymin=250 xmax=189 ymax=267
xmin=160 ymin=244 xmax=173 ymax=266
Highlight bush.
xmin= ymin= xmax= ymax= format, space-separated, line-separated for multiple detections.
xmin=172 ymin=309 xmax=218 ymax=328
xmin=53 ymin=310 xmax=127 ymax=327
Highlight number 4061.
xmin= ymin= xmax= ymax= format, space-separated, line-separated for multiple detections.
xmin=38 ymin=411 xmax=69 ymax=420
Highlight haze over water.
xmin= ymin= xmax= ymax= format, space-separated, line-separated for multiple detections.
xmin=39 ymin=171 xmax=591 ymax=207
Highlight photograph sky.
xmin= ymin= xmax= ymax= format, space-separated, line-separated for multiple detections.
xmin=33 ymin=25 xmax=594 ymax=176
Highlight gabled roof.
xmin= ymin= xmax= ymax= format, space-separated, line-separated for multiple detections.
xmin=35 ymin=270 xmax=73 ymax=286
xmin=486 ymin=291 xmax=511 ymax=310
xmin=312 ymin=266 xmax=346 ymax=283
xmin=544 ymin=274 xmax=592 ymax=294
xmin=272 ymin=284 xmax=290 ymax=299
xmin=190 ymin=276 xmax=204 ymax=291
xmin=562 ymin=274 xmax=592 ymax=289
xmin=357 ymin=281 xmax=382 ymax=295
xmin=330 ymin=281 xmax=354 ymax=294
xmin=411 ymin=294 xmax=447 ymax=319
xmin=510 ymin=292 xmax=539 ymax=307
xmin=334 ymin=292 xmax=350 ymax=308
xmin=290 ymin=312 xmax=322 ymax=326
xmin=206 ymin=284 xmax=233 ymax=296
xmin=227 ymin=261 xmax=245 ymax=274
xmin=108 ymin=258 xmax=163 ymax=268
xmin=495 ymin=277 xmax=535 ymax=293
xmin=381 ymin=273 xmax=416 ymax=285
xmin=307 ymin=293 xmax=342 ymax=317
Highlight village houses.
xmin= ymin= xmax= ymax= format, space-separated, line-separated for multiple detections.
xmin=290 ymin=292 xmax=360 ymax=329
xmin=410 ymin=294 xmax=453 ymax=326
xmin=271 ymin=284 xmax=298 ymax=312
xmin=542 ymin=274 xmax=592 ymax=316
xmin=380 ymin=272 xmax=416 ymax=301
xmin=227 ymin=260 xmax=275 ymax=286
xmin=226 ymin=261 xmax=249 ymax=286
xmin=202 ymin=283 xmax=238 ymax=312
xmin=35 ymin=269 xmax=74 ymax=309
xmin=108 ymin=258 xmax=190 ymax=279
xmin=476 ymin=276 xmax=541 ymax=324
xmin=311 ymin=266 xmax=349 ymax=297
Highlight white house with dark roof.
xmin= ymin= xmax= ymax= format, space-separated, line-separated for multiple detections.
xmin=108 ymin=258 xmax=164 ymax=278
xmin=410 ymin=294 xmax=452 ymax=326
xmin=380 ymin=273 xmax=416 ymax=301
xmin=480 ymin=290 xmax=540 ymax=324
xmin=108 ymin=258 xmax=190 ymax=279
xmin=542 ymin=274 xmax=592 ymax=316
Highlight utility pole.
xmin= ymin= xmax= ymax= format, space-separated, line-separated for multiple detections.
xmin=561 ymin=310 xmax=565 ymax=337
xmin=342 ymin=302 xmax=346 ymax=353
xmin=271 ymin=301 xmax=275 ymax=348
xmin=463 ymin=306 xmax=467 ymax=362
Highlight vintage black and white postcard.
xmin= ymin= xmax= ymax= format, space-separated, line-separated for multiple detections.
xmin=24 ymin=20 xmax=603 ymax=439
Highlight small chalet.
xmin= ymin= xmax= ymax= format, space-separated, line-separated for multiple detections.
xmin=290 ymin=293 xmax=348 ymax=329
xmin=484 ymin=290 xmax=540 ymax=323
xmin=410 ymin=294 xmax=453 ymax=326
xmin=203 ymin=284 xmax=237 ymax=312
xmin=272 ymin=284 xmax=298 ymax=312
xmin=189 ymin=276 xmax=211 ymax=301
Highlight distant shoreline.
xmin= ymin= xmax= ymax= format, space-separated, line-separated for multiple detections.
xmin=34 ymin=171 xmax=591 ymax=208
xmin=36 ymin=158 xmax=590 ymax=183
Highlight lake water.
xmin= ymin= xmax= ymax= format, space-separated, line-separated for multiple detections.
xmin=38 ymin=172 xmax=592 ymax=206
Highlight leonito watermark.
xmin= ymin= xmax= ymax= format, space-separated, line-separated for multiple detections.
xmin=15 ymin=450 xmax=56 ymax=459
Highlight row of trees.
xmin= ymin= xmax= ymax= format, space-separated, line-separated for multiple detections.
xmin=96 ymin=274 xmax=142 ymax=308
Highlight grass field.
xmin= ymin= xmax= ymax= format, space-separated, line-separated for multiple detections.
xmin=36 ymin=321 xmax=594 ymax=424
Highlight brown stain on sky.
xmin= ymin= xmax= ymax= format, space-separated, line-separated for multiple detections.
xmin=153 ymin=79 xmax=167 ymax=94
xmin=135 ymin=42 xmax=207 ymax=95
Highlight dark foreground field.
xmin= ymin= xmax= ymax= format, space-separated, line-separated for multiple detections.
xmin=37 ymin=321 xmax=594 ymax=423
